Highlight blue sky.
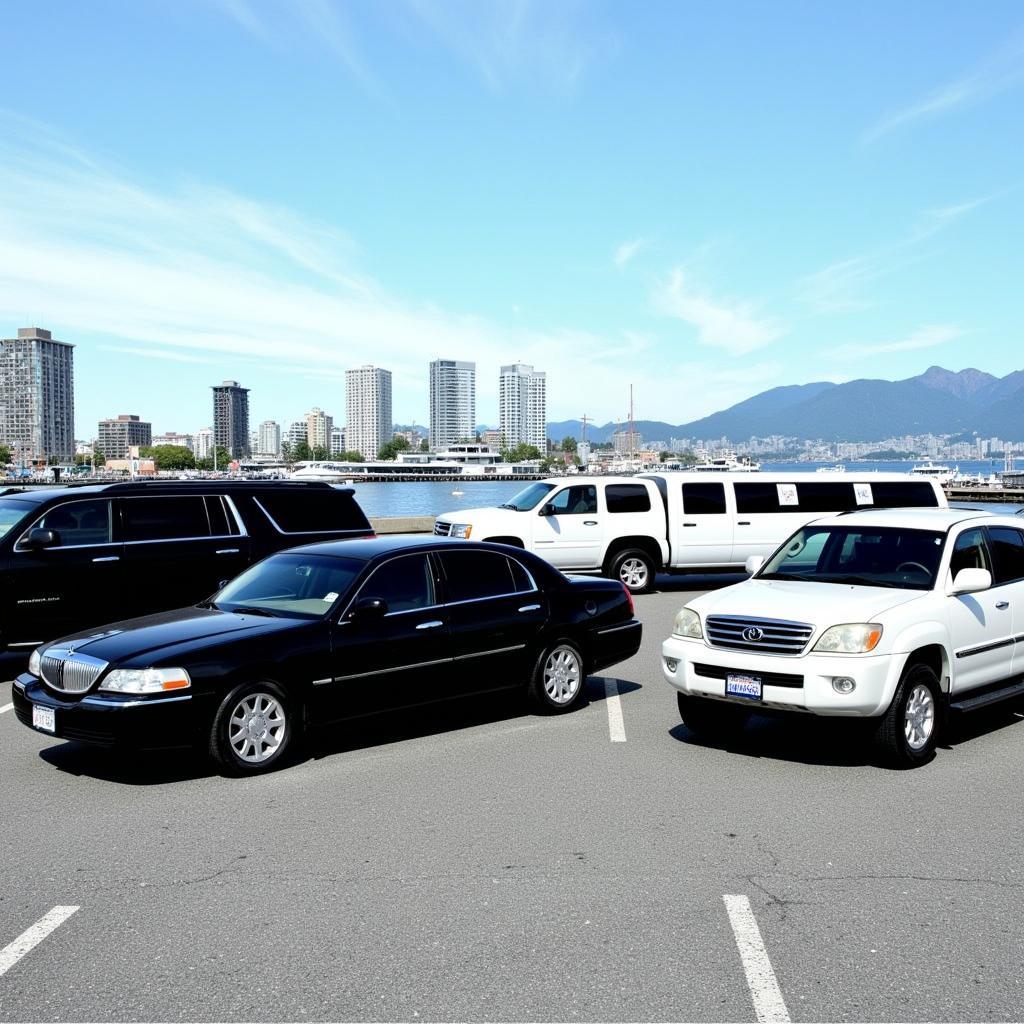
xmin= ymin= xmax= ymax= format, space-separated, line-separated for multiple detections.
xmin=2 ymin=0 xmax=1022 ymax=438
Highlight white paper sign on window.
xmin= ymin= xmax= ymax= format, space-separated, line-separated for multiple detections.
xmin=776 ymin=483 xmax=798 ymax=506
xmin=854 ymin=483 xmax=873 ymax=505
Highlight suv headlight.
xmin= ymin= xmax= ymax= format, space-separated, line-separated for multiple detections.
xmin=99 ymin=668 xmax=191 ymax=694
xmin=813 ymin=623 xmax=883 ymax=654
xmin=449 ymin=523 xmax=472 ymax=539
xmin=673 ymin=607 xmax=703 ymax=639
xmin=28 ymin=647 xmax=42 ymax=677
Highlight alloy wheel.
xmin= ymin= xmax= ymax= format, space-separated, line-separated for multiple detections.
xmin=543 ymin=646 xmax=582 ymax=705
xmin=228 ymin=692 xmax=287 ymax=764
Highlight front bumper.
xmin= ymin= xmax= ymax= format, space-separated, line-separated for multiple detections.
xmin=661 ymin=635 xmax=902 ymax=717
xmin=12 ymin=674 xmax=213 ymax=749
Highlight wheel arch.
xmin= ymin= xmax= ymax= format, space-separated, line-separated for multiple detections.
xmin=602 ymin=535 xmax=664 ymax=572
xmin=482 ymin=535 xmax=525 ymax=548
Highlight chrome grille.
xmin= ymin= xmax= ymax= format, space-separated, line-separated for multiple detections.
xmin=705 ymin=615 xmax=813 ymax=656
xmin=40 ymin=649 xmax=108 ymax=694
xmin=433 ymin=520 xmax=452 ymax=537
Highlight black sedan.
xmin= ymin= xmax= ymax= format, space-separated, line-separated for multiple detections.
xmin=13 ymin=537 xmax=642 ymax=774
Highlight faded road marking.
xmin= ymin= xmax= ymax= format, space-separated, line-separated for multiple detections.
xmin=723 ymin=894 xmax=790 ymax=1023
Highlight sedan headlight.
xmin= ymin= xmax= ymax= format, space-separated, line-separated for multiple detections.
xmin=813 ymin=623 xmax=883 ymax=654
xmin=28 ymin=647 xmax=42 ymax=677
xmin=449 ymin=523 xmax=472 ymax=539
xmin=672 ymin=607 xmax=703 ymax=639
xmin=99 ymin=668 xmax=192 ymax=694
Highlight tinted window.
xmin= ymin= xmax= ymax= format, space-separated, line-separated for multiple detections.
xmin=256 ymin=490 xmax=370 ymax=533
xmin=870 ymin=482 xmax=940 ymax=508
xmin=503 ymin=481 xmax=556 ymax=511
xmin=605 ymin=484 xmax=651 ymax=514
xmin=681 ymin=483 xmax=726 ymax=515
xmin=987 ymin=527 xmax=1024 ymax=585
xmin=0 ymin=498 xmax=33 ymax=540
xmin=217 ymin=553 xmax=362 ymax=618
xmin=359 ymin=555 xmax=435 ymax=613
xmin=439 ymin=550 xmax=519 ymax=601
xmin=124 ymin=496 xmax=209 ymax=541
xmin=949 ymin=528 xmax=991 ymax=579
xmin=735 ymin=483 xmax=781 ymax=514
xmin=508 ymin=557 xmax=536 ymax=594
xmin=548 ymin=486 xmax=597 ymax=515
xmin=795 ymin=482 xmax=857 ymax=513
xmin=33 ymin=500 xmax=113 ymax=546
xmin=205 ymin=496 xmax=235 ymax=536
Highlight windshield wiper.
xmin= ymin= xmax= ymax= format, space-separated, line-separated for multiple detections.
xmin=758 ymin=572 xmax=819 ymax=582
xmin=229 ymin=605 xmax=280 ymax=617
xmin=196 ymin=599 xmax=219 ymax=609
xmin=498 ymin=503 xmax=520 ymax=510
xmin=823 ymin=574 xmax=901 ymax=588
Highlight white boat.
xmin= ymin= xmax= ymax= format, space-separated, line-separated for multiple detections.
xmin=689 ymin=451 xmax=761 ymax=472
xmin=910 ymin=461 xmax=954 ymax=486
xmin=816 ymin=464 xmax=846 ymax=473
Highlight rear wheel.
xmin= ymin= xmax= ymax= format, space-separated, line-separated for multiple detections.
xmin=677 ymin=692 xmax=749 ymax=739
xmin=609 ymin=548 xmax=655 ymax=594
xmin=875 ymin=663 xmax=940 ymax=767
xmin=209 ymin=680 xmax=297 ymax=775
xmin=528 ymin=641 xmax=585 ymax=713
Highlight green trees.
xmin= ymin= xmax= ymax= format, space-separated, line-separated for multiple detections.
xmin=560 ymin=436 xmax=578 ymax=453
xmin=195 ymin=446 xmax=230 ymax=470
xmin=0 ymin=444 xmax=12 ymax=466
xmin=500 ymin=443 xmax=543 ymax=463
xmin=378 ymin=436 xmax=411 ymax=461
xmin=140 ymin=445 xmax=196 ymax=471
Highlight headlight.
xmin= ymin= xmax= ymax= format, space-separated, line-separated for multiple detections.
xmin=28 ymin=647 xmax=42 ymax=677
xmin=813 ymin=623 xmax=883 ymax=654
xmin=99 ymin=667 xmax=192 ymax=694
xmin=672 ymin=607 xmax=703 ymax=639
xmin=449 ymin=523 xmax=472 ymax=539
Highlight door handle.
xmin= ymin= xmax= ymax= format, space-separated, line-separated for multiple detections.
xmin=416 ymin=620 xmax=444 ymax=630
xmin=518 ymin=604 xmax=541 ymax=613
xmin=738 ymin=521 xmax=751 ymax=526
xmin=583 ymin=520 xmax=598 ymax=526
xmin=996 ymin=601 xmax=1010 ymax=609
xmin=92 ymin=556 xmax=119 ymax=563
xmin=682 ymin=522 xmax=697 ymax=527
xmin=216 ymin=548 xmax=240 ymax=555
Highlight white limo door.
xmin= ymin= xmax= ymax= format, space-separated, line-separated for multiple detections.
xmin=947 ymin=527 xmax=1016 ymax=693
xmin=731 ymin=481 xmax=802 ymax=564
xmin=531 ymin=483 xmax=601 ymax=568
xmin=679 ymin=482 xmax=734 ymax=565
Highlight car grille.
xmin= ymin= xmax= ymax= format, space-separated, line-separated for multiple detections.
xmin=40 ymin=649 xmax=108 ymax=694
xmin=433 ymin=521 xmax=452 ymax=536
xmin=705 ymin=615 xmax=813 ymax=656
xmin=692 ymin=663 xmax=804 ymax=689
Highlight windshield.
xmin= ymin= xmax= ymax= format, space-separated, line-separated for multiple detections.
xmin=0 ymin=498 xmax=33 ymax=540
xmin=213 ymin=553 xmax=364 ymax=618
xmin=759 ymin=525 xmax=945 ymax=590
xmin=500 ymin=482 xmax=556 ymax=511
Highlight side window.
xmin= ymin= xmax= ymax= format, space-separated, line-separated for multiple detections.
xmin=439 ymin=550 xmax=518 ymax=601
xmin=986 ymin=527 xmax=1024 ymax=586
xmin=359 ymin=555 xmax=434 ymax=613
xmin=605 ymin=484 xmax=651 ymax=513
xmin=871 ymin=482 xmax=940 ymax=508
xmin=507 ymin=557 xmax=536 ymax=594
xmin=547 ymin=486 xmax=597 ymax=515
xmin=123 ymin=497 xmax=210 ymax=541
xmin=949 ymin=528 xmax=992 ymax=579
xmin=31 ymin=500 xmax=113 ymax=546
xmin=205 ymin=496 xmax=239 ymax=536
xmin=735 ymin=483 xmax=781 ymax=514
xmin=795 ymin=482 xmax=857 ymax=513
xmin=681 ymin=483 xmax=726 ymax=515
xmin=256 ymin=491 xmax=371 ymax=533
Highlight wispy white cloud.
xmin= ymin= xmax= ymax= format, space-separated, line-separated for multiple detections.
xmin=864 ymin=34 xmax=1024 ymax=143
xmin=613 ymin=237 xmax=645 ymax=269
xmin=654 ymin=269 xmax=785 ymax=355
xmin=99 ymin=345 xmax=219 ymax=364
xmin=829 ymin=324 xmax=964 ymax=361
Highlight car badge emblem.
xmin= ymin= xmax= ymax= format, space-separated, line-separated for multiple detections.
xmin=742 ymin=626 xmax=764 ymax=642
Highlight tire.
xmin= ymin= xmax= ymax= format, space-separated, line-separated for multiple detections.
xmin=677 ymin=692 xmax=749 ymax=739
xmin=875 ymin=663 xmax=940 ymax=767
xmin=609 ymin=548 xmax=655 ymax=594
xmin=528 ymin=641 xmax=586 ymax=713
xmin=209 ymin=680 xmax=298 ymax=775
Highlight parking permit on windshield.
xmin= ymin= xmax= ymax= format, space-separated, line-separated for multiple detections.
xmin=322 ymin=592 xmax=339 ymax=602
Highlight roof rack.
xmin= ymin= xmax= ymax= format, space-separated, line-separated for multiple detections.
xmin=65 ymin=479 xmax=334 ymax=492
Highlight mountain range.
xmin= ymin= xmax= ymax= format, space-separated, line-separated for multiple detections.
xmin=546 ymin=367 xmax=1024 ymax=445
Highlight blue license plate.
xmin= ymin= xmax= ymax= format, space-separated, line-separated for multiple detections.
xmin=725 ymin=674 xmax=762 ymax=701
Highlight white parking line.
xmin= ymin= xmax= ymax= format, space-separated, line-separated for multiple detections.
xmin=0 ymin=703 xmax=13 ymax=715
xmin=723 ymin=894 xmax=790 ymax=1024
xmin=604 ymin=678 xmax=626 ymax=742
xmin=0 ymin=906 xmax=79 ymax=979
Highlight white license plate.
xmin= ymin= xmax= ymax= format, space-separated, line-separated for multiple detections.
xmin=32 ymin=705 xmax=56 ymax=733
xmin=725 ymin=674 xmax=762 ymax=701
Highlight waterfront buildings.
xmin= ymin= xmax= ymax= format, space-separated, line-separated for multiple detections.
xmin=305 ymin=407 xmax=333 ymax=452
xmin=498 ymin=363 xmax=546 ymax=451
xmin=258 ymin=420 xmax=281 ymax=457
xmin=429 ymin=359 xmax=476 ymax=451
xmin=612 ymin=428 xmax=643 ymax=455
xmin=286 ymin=421 xmax=306 ymax=451
xmin=152 ymin=431 xmax=193 ymax=450
xmin=329 ymin=426 xmax=345 ymax=456
xmin=212 ymin=380 xmax=250 ymax=459
xmin=480 ymin=428 xmax=503 ymax=449
xmin=0 ymin=327 xmax=75 ymax=463
xmin=97 ymin=414 xmax=152 ymax=460
xmin=346 ymin=365 xmax=392 ymax=461
xmin=194 ymin=427 xmax=214 ymax=461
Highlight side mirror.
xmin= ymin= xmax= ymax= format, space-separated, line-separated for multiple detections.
xmin=949 ymin=567 xmax=991 ymax=596
xmin=744 ymin=555 xmax=765 ymax=576
xmin=217 ymin=579 xmax=229 ymax=590
xmin=351 ymin=597 xmax=388 ymax=620
xmin=25 ymin=528 xmax=59 ymax=550
xmin=538 ymin=503 xmax=555 ymax=517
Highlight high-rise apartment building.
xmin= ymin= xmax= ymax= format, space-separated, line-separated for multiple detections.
xmin=498 ymin=363 xmax=546 ymax=451
xmin=305 ymin=407 xmax=333 ymax=451
xmin=97 ymin=414 xmax=152 ymax=460
xmin=212 ymin=380 xmax=250 ymax=459
xmin=194 ymin=428 xmax=213 ymax=461
xmin=429 ymin=359 xmax=476 ymax=451
xmin=345 ymin=365 xmax=392 ymax=461
xmin=0 ymin=327 xmax=75 ymax=463
xmin=329 ymin=426 xmax=345 ymax=456
xmin=286 ymin=421 xmax=307 ymax=450
xmin=258 ymin=420 xmax=281 ymax=457
xmin=152 ymin=431 xmax=193 ymax=450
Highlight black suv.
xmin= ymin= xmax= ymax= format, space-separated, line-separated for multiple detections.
xmin=0 ymin=481 xmax=373 ymax=653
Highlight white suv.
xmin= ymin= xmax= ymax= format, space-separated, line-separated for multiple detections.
xmin=662 ymin=507 xmax=1024 ymax=766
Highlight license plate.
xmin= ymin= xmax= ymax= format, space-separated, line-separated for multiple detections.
xmin=32 ymin=705 xmax=55 ymax=733
xmin=725 ymin=674 xmax=762 ymax=701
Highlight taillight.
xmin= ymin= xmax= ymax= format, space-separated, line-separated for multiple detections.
xmin=622 ymin=583 xmax=635 ymax=616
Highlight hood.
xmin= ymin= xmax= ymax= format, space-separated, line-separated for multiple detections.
xmin=47 ymin=606 xmax=308 ymax=665
xmin=691 ymin=578 xmax=927 ymax=629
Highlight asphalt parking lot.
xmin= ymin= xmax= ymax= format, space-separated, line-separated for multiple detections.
xmin=2 ymin=575 xmax=1024 ymax=1023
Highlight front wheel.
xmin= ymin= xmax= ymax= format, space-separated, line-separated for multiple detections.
xmin=875 ymin=663 xmax=940 ymax=767
xmin=677 ymin=692 xmax=749 ymax=739
xmin=528 ymin=641 xmax=585 ymax=713
xmin=209 ymin=681 xmax=297 ymax=775
xmin=609 ymin=548 xmax=655 ymax=594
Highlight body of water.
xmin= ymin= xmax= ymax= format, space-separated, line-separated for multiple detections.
xmin=354 ymin=461 xmax=1023 ymax=519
